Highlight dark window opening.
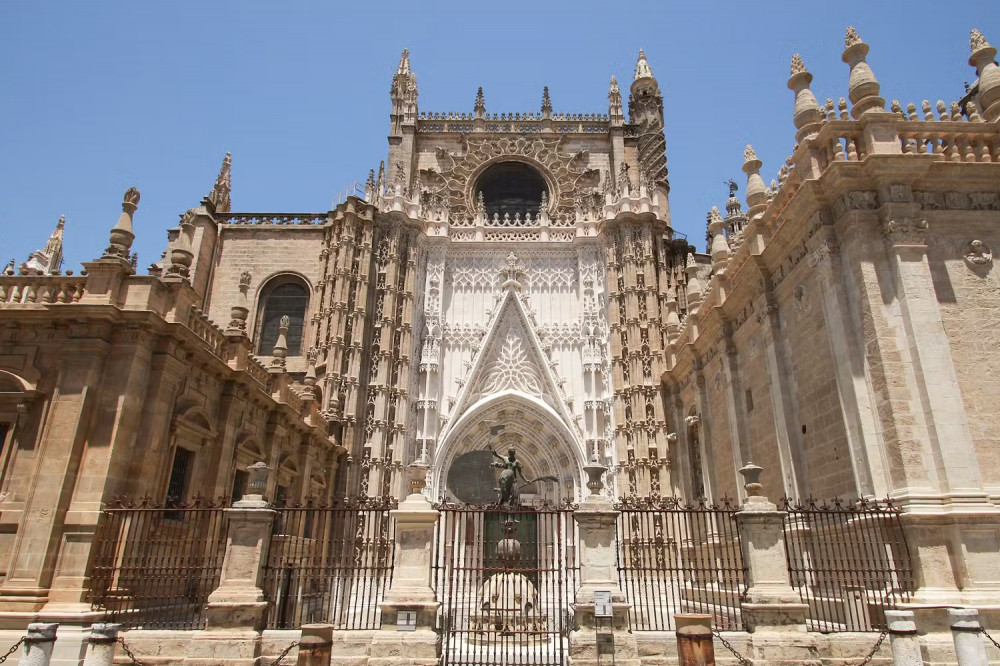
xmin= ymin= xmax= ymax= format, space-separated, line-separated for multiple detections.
xmin=166 ymin=448 xmax=194 ymax=507
xmin=257 ymin=282 xmax=308 ymax=356
xmin=745 ymin=388 xmax=754 ymax=412
xmin=476 ymin=162 xmax=548 ymax=219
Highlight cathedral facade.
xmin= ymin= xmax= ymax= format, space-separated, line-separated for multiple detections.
xmin=1 ymin=26 xmax=1000 ymax=628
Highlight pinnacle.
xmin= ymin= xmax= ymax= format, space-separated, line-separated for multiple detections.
xmin=845 ymin=26 xmax=862 ymax=48
xmin=541 ymin=86 xmax=552 ymax=111
xmin=634 ymin=48 xmax=654 ymax=80
xmin=610 ymin=75 xmax=619 ymax=89
xmin=709 ymin=206 xmax=723 ymax=223
xmin=971 ymin=28 xmax=992 ymax=52
xmin=790 ymin=54 xmax=807 ymax=76
xmin=397 ymin=48 xmax=411 ymax=75
xmin=744 ymin=145 xmax=759 ymax=164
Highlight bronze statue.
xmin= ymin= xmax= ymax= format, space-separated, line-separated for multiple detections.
xmin=487 ymin=446 xmax=558 ymax=508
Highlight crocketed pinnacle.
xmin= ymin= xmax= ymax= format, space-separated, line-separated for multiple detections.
xmin=744 ymin=145 xmax=758 ymax=163
xmin=788 ymin=54 xmax=821 ymax=136
xmin=790 ymin=54 xmax=806 ymax=76
xmin=541 ymin=86 xmax=552 ymax=113
xmin=971 ymin=28 xmax=991 ymax=52
xmin=474 ymin=86 xmax=486 ymax=117
xmin=207 ymin=151 xmax=232 ymax=213
xmin=396 ymin=48 xmax=410 ymax=75
xmin=842 ymin=26 xmax=884 ymax=117
xmin=634 ymin=49 xmax=654 ymax=80
xmin=845 ymin=26 xmax=861 ymax=48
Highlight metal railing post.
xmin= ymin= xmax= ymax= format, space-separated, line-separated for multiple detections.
xmin=22 ymin=623 xmax=58 ymax=666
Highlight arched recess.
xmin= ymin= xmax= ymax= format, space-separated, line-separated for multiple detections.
xmin=165 ymin=405 xmax=217 ymax=502
xmin=432 ymin=390 xmax=587 ymax=502
xmin=230 ymin=434 xmax=266 ymax=502
xmin=0 ymin=369 xmax=43 ymax=496
xmin=253 ymin=273 xmax=311 ymax=356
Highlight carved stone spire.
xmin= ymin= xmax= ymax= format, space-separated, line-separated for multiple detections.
xmin=390 ymin=48 xmax=418 ymax=135
xmin=787 ymin=54 xmax=822 ymax=140
xmin=541 ymin=86 xmax=552 ymax=119
xmin=164 ymin=210 xmax=195 ymax=282
xmin=23 ymin=215 xmax=66 ymax=275
xmin=634 ymin=49 xmax=654 ymax=81
xmin=969 ymin=29 xmax=1000 ymax=122
xmin=842 ymin=27 xmax=885 ymax=118
xmin=685 ymin=254 xmax=703 ymax=311
xmin=205 ymin=152 xmax=232 ymax=213
xmin=474 ymin=86 xmax=486 ymax=119
xmin=743 ymin=145 xmax=768 ymax=222
xmin=608 ymin=75 xmax=624 ymax=127
xmin=102 ymin=187 xmax=139 ymax=261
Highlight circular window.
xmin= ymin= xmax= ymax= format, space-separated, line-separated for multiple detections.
xmin=475 ymin=162 xmax=548 ymax=219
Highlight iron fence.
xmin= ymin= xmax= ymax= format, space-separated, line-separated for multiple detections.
xmin=89 ymin=497 xmax=230 ymax=630
xmin=262 ymin=496 xmax=397 ymax=629
xmin=433 ymin=500 xmax=579 ymax=666
xmin=779 ymin=497 xmax=914 ymax=633
xmin=615 ymin=496 xmax=747 ymax=632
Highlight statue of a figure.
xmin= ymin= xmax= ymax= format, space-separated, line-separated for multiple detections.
xmin=487 ymin=446 xmax=558 ymax=508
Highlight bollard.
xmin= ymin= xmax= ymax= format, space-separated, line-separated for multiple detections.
xmin=885 ymin=610 xmax=921 ymax=666
xmin=295 ymin=624 xmax=332 ymax=666
xmin=22 ymin=623 xmax=58 ymax=666
xmin=949 ymin=609 xmax=988 ymax=666
xmin=82 ymin=624 xmax=121 ymax=666
xmin=675 ymin=614 xmax=715 ymax=666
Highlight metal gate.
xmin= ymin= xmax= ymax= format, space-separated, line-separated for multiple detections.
xmin=433 ymin=501 xmax=578 ymax=666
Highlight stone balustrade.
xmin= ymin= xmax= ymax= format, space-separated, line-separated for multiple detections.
xmin=0 ymin=275 xmax=86 ymax=304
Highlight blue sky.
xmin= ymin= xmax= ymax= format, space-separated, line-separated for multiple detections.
xmin=0 ymin=1 xmax=995 ymax=270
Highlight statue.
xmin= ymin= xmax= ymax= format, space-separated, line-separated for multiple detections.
xmin=487 ymin=445 xmax=558 ymax=509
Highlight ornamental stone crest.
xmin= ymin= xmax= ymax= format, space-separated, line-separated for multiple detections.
xmin=964 ymin=239 xmax=993 ymax=266
xmin=430 ymin=136 xmax=598 ymax=220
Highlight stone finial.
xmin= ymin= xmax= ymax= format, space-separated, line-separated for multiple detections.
xmin=708 ymin=206 xmax=730 ymax=271
xmin=474 ymin=86 xmax=486 ymax=118
xmin=206 ymin=152 xmax=232 ymax=213
xmin=664 ymin=290 xmax=681 ymax=338
xmin=738 ymin=461 xmax=765 ymax=498
xmin=228 ymin=270 xmax=252 ymax=332
xmin=364 ymin=168 xmax=376 ymax=201
xmin=238 ymin=461 xmax=271 ymax=506
xmin=102 ymin=187 xmax=139 ymax=261
xmin=165 ymin=210 xmax=195 ymax=281
xmin=787 ymin=54 xmax=822 ymax=138
xmin=842 ymin=26 xmax=885 ymax=117
xmin=685 ymin=253 xmax=703 ymax=309
xmin=271 ymin=315 xmax=290 ymax=369
xmin=541 ymin=86 xmax=552 ymax=118
xmin=608 ymin=75 xmax=624 ymax=126
xmin=743 ymin=144 xmax=768 ymax=218
xmin=396 ymin=48 xmax=410 ymax=76
xmin=969 ymin=29 xmax=1000 ymax=121
xmin=634 ymin=48 xmax=654 ymax=81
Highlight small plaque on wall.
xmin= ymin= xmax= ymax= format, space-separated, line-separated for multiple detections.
xmin=594 ymin=590 xmax=613 ymax=618
xmin=397 ymin=610 xmax=417 ymax=631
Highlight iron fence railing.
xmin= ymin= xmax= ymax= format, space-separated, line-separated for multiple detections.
xmin=262 ymin=496 xmax=397 ymax=630
xmin=89 ymin=497 xmax=230 ymax=630
xmin=615 ymin=496 xmax=747 ymax=632
xmin=433 ymin=500 xmax=579 ymax=666
xmin=780 ymin=497 xmax=914 ymax=633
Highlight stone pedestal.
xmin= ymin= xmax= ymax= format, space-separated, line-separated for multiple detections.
xmin=569 ymin=464 xmax=639 ymax=666
xmin=185 ymin=463 xmax=276 ymax=666
xmin=22 ymin=623 xmax=58 ymax=666
xmin=368 ymin=489 xmax=440 ymax=666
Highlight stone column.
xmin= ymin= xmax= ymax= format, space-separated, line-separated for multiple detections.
xmin=185 ymin=462 xmax=275 ymax=666
xmin=81 ymin=623 xmax=120 ymax=666
xmin=885 ymin=610 xmax=921 ymax=666
xmin=569 ymin=463 xmax=639 ymax=666
xmin=949 ymin=609 xmax=988 ymax=666
xmin=22 ymin=623 xmax=58 ymax=666
xmin=369 ymin=463 xmax=440 ymax=666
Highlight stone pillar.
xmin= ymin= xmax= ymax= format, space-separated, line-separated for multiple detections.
xmin=185 ymin=462 xmax=275 ymax=666
xmin=675 ymin=614 xmax=715 ymax=666
xmin=949 ymin=609 xmax=988 ymax=666
xmin=885 ymin=610 xmax=921 ymax=666
xmin=569 ymin=463 xmax=639 ymax=666
xmin=296 ymin=624 xmax=332 ymax=666
xmin=22 ymin=623 xmax=58 ymax=666
xmin=734 ymin=463 xmax=818 ymax=665
xmin=81 ymin=623 xmax=120 ymax=666
xmin=369 ymin=467 xmax=440 ymax=666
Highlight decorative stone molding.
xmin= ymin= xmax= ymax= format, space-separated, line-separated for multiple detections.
xmin=884 ymin=218 xmax=929 ymax=246
xmin=963 ymin=239 xmax=993 ymax=266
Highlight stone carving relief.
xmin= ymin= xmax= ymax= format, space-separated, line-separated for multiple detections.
xmin=429 ymin=136 xmax=599 ymax=220
xmin=964 ymin=239 xmax=993 ymax=266
xmin=480 ymin=328 xmax=544 ymax=396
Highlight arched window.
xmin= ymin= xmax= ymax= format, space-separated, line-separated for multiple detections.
xmin=475 ymin=162 xmax=548 ymax=219
xmin=256 ymin=278 xmax=309 ymax=356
